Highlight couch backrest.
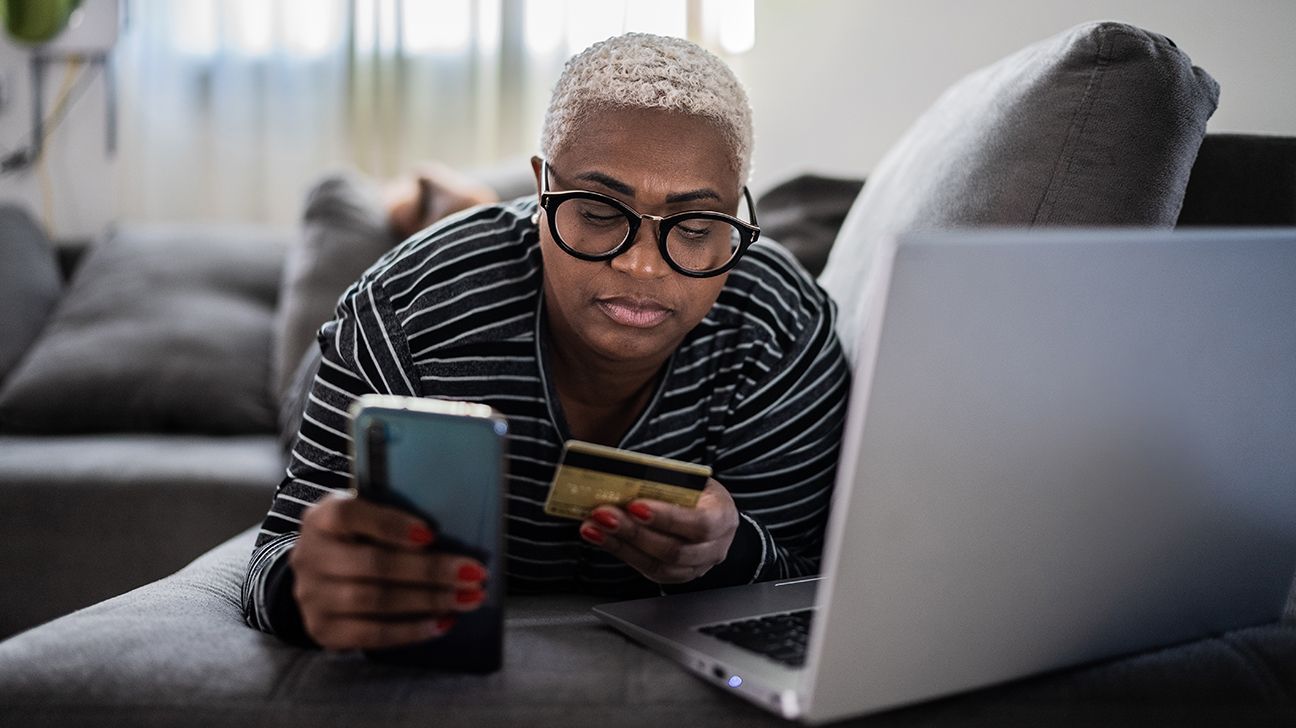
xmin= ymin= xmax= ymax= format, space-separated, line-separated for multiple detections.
xmin=1177 ymin=133 xmax=1296 ymax=226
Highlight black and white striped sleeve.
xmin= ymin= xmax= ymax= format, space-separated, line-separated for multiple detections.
xmin=710 ymin=245 xmax=852 ymax=585
xmin=240 ymin=270 xmax=420 ymax=637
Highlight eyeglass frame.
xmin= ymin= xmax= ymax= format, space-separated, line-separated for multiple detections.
xmin=537 ymin=159 xmax=761 ymax=279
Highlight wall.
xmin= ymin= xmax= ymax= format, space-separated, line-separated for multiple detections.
xmin=735 ymin=0 xmax=1296 ymax=193
xmin=1 ymin=0 xmax=1294 ymax=239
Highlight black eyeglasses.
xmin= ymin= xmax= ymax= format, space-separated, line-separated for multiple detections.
xmin=537 ymin=159 xmax=760 ymax=278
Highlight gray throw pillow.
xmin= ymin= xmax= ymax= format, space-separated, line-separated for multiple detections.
xmin=819 ymin=22 xmax=1220 ymax=361
xmin=271 ymin=173 xmax=392 ymax=404
xmin=0 ymin=225 xmax=284 ymax=434
xmin=755 ymin=174 xmax=865 ymax=278
xmin=278 ymin=343 xmax=322 ymax=455
xmin=0 ymin=204 xmax=63 ymax=386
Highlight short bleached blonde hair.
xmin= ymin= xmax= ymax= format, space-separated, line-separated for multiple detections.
xmin=540 ymin=33 xmax=754 ymax=184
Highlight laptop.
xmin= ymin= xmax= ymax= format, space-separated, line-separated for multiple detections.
xmin=593 ymin=228 xmax=1296 ymax=724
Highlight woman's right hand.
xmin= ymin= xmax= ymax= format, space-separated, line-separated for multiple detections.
xmin=290 ymin=492 xmax=489 ymax=651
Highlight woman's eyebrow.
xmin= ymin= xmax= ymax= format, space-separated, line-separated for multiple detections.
xmin=575 ymin=171 xmax=635 ymax=196
xmin=664 ymin=189 xmax=723 ymax=204
xmin=574 ymin=171 xmax=722 ymax=205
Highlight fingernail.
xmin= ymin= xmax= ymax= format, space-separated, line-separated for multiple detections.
xmin=457 ymin=563 xmax=487 ymax=582
xmin=627 ymin=502 xmax=652 ymax=522
xmin=409 ymin=525 xmax=435 ymax=546
xmin=580 ymin=525 xmax=605 ymax=544
xmin=436 ymin=616 xmax=456 ymax=632
xmin=592 ymin=510 xmax=618 ymax=530
xmin=455 ymin=589 xmax=485 ymax=605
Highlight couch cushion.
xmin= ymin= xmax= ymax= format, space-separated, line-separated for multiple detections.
xmin=755 ymin=174 xmax=864 ymax=278
xmin=0 ymin=225 xmax=284 ymax=434
xmin=0 ymin=204 xmax=63 ymax=386
xmin=819 ymin=22 xmax=1219 ymax=360
xmin=0 ymin=434 xmax=282 ymax=637
xmin=272 ymin=173 xmax=392 ymax=405
xmin=1177 ymin=133 xmax=1296 ymax=226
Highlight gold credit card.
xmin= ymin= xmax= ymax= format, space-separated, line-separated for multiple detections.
xmin=543 ymin=440 xmax=712 ymax=521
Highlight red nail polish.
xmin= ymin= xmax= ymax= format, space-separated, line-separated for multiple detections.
xmin=580 ymin=526 xmax=605 ymax=544
xmin=409 ymin=525 xmax=435 ymax=546
xmin=455 ymin=589 xmax=484 ymax=605
xmin=436 ymin=616 xmax=456 ymax=632
xmin=592 ymin=510 xmax=618 ymax=529
xmin=627 ymin=502 xmax=652 ymax=522
xmin=457 ymin=563 xmax=487 ymax=582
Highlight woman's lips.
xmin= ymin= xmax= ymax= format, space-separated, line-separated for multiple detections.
xmin=595 ymin=296 xmax=672 ymax=328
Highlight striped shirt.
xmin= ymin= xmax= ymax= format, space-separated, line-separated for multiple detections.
xmin=242 ymin=197 xmax=850 ymax=637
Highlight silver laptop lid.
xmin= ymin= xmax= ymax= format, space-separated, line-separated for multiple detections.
xmin=803 ymin=228 xmax=1296 ymax=723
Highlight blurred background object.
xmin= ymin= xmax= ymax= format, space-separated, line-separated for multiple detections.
xmin=0 ymin=0 xmax=1293 ymax=242
xmin=1 ymin=0 xmax=118 ymax=237
xmin=3 ymin=0 xmax=84 ymax=45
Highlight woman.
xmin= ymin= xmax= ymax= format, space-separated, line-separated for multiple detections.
xmin=242 ymin=33 xmax=850 ymax=651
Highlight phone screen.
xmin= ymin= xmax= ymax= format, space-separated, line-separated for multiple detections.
xmin=350 ymin=395 xmax=509 ymax=672
xmin=354 ymin=399 xmax=507 ymax=560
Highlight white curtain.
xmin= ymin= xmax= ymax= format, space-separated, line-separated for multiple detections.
xmin=115 ymin=0 xmax=747 ymax=228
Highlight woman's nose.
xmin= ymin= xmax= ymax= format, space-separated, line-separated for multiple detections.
xmin=610 ymin=219 xmax=671 ymax=279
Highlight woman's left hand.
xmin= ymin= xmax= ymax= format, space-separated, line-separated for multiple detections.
xmin=579 ymin=478 xmax=739 ymax=584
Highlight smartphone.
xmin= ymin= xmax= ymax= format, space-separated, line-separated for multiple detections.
xmin=349 ymin=394 xmax=509 ymax=672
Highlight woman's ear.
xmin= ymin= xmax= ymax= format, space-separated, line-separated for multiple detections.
xmin=530 ymin=156 xmax=544 ymax=197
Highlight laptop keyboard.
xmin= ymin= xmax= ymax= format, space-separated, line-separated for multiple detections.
xmin=697 ymin=609 xmax=815 ymax=668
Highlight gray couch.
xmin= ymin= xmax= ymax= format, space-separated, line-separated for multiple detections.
xmin=0 ymin=218 xmax=292 ymax=638
xmin=1 ymin=21 xmax=1294 ymax=726
xmin=0 ymin=527 xmax=1293 ymax=727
